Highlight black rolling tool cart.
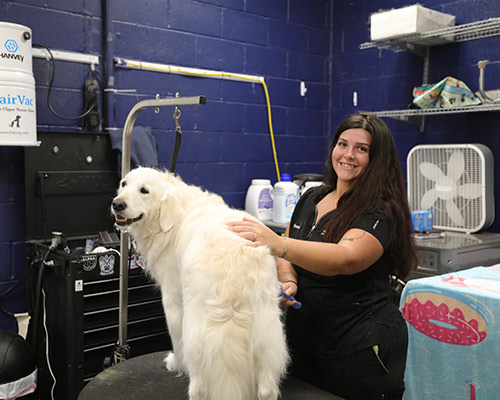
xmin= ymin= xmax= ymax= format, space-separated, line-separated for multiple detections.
xmin=24 ymin=131 xmax=171 ymax=400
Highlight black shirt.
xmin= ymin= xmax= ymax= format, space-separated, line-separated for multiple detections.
xmin=286 ymin=185 xmax=405 ymax=359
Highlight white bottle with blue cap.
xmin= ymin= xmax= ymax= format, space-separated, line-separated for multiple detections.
xmin=272 ymin=174 xmax=299 ymax=224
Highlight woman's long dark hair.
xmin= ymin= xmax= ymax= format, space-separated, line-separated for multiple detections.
xmin=323 ymin=113 xmax=418 ymax=280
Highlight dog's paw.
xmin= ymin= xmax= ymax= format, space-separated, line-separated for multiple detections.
xmin=258 ymin=386 xmax=279 ymax=400
xmin=164 ymin=351 xmax=178 ymax=372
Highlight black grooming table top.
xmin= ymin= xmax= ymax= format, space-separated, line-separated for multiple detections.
xmin=78 ymin=351 xmax=342 ymax=400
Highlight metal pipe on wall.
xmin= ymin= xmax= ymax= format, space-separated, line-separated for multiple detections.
xmin=103 ymin=0 xmax=116 ymax=130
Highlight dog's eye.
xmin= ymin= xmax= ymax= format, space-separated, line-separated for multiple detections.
xmin=140 ymin=187 xmax=149 ymax=194
xmin=121 ymin=181 xmax=126 ymax=188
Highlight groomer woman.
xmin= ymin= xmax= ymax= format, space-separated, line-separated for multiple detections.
xmin=228 ymin=113 xmax=418 ymax=399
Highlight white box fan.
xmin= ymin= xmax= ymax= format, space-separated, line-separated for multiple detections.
xmin=407 ymin=144 xmax=494 ymax=233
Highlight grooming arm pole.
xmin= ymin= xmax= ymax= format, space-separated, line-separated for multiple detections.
xmin=116 ymin=95 xmax=206 ymax=363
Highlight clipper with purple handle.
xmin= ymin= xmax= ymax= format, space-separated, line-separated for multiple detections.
xmin=280 ymin=286 xmax=302 ymax=309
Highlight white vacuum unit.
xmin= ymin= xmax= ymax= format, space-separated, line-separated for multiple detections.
xmin=0 ymin=22 xmax=38 ymax=146
xmin=407 ymin=143 xmax=495 ymax=233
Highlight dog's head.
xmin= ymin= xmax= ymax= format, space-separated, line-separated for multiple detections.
xmin=111 ymin=167 xmax=184 ymax=234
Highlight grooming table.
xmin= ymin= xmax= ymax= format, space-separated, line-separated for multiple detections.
xmin=401 ymin=266 xmax=500 ymax=399
xmin=78 ymin=351 xmax=342 ymax=400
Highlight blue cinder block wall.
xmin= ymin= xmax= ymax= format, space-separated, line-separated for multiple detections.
xmin=332 ymin=1 xmax=500 ymax=226
xmin=0 ymin=0 xmax=332 ymax=331
xmin=1 ymin=0 xmax=500 ymax=332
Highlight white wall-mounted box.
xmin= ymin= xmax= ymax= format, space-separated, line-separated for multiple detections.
xmin=370 ymin=4 xmax=455 ymax=41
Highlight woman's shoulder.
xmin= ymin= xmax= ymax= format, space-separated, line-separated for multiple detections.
xmin=352 ymin=206 xmax=391 ymax=248
xmin=354 ymin=203 xmax=390 ymax=227
xmin=359 ymin=207 xmax=387 ymax=221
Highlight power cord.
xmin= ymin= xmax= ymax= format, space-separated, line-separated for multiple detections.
xmin=0 ymin=278 xmax=24 ymax=317
xmin=32 ymin=42 xmax=103 ymax=121
xmin=30 ymin=233 xmax=67 ymax=378
xmin=42 ymin=287 xmax=57 ymax=400
xmin=27 ymin=232 xmax=67 ymax=400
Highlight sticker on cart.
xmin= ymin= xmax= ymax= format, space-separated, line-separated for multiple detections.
xmin=80 ymin=255 xmax=97 ymax=272
xmin=99 ymin=254 xmax=115 ymax=276
xmin=75 ymin=280 xmax=83 ymax=292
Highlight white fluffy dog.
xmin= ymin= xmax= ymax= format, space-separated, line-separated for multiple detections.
xmin=111 ymin=167 xmax=288 ymax=400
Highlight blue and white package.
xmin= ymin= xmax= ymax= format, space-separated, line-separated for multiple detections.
xmin=411 ymin=210 xmax=433 ymax=232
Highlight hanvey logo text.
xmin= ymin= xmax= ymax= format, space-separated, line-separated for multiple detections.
xmin=1 ymin=38 xmax=24 ymax=62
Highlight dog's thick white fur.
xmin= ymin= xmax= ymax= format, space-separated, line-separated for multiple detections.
xmin=112 ymin=167 xmax=288 ymax=400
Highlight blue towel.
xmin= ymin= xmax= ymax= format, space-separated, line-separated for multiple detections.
xmin=109 ymin=126 xmax=159 ymax=175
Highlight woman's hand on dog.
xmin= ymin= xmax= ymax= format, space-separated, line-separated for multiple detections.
xmin=226 ymin=217 xmax=299 ymax=309
xmin=226 ymin=217 xmax=283 ymax=255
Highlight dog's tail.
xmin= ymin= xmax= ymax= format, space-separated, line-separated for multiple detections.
xmin=209 ymin=313 xmax=256 ymax=399
xmin=183 ymin=302 xmax=256 ymax=399
xmin=184 ymin=245 xmax=288 ymax=399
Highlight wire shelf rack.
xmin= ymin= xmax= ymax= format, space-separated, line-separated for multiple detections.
xmin=362 ymin=104 xmax=500 ymax=132
xmin=359 ymin=17 xmax=500 ymax=130
xmin=360 ymin=18 xmax=500 ymax=51
xmin=372 ymin=103 xmax=500 ymax=118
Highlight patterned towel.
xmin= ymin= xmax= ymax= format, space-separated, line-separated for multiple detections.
xmin=413 ymin=76 xmax=482 ymax=109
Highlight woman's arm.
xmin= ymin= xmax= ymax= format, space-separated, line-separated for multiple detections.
xmin=277 ymin=257 xmax=299 ymax=308
xmin=275 ymin=226 xmax=299 ymax=306
xmin=277 ymin=257 xmax=297 ymax=284
xmin=277 ymin=225 xmax=297 ymax=283
xmin=279 ymin=228 xmax=383 ymax=276
xmin=227 ymin=218 xmax=383 ymax=277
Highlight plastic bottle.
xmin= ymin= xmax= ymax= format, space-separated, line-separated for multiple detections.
xmin=272 ymin=174 xmax=299 ymax=224
xmin=300 ymin=181 xmax=323 ymax=197
xmin=245 ymin=179 xmax=273 ymax=221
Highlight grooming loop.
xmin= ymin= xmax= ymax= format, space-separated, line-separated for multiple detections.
xmin=173 ymin=107 xmax=181 ymax=129
xmin=169 ymin=104 xmax=182 ymax=173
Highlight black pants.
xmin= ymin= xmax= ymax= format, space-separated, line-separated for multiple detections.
xmin=290 ymin=322 xmax=408 ymax=400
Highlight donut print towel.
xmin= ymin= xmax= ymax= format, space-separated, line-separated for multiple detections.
xmin=400 ymin=267 xmax=500 ymax=400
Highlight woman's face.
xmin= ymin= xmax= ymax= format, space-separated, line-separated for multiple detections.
xmin=331 ymin=128 xmax=371 ymax=185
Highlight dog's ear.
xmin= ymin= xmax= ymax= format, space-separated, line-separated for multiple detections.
xmin=159 ymin=195 xmax=180 ymax=232
xmin=159 ymin=174 xmax=183 ymax=232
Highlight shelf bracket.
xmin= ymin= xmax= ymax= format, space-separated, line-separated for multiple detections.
xmin=394 ymin=41 xmax=428 ymax=58
xmin=388 ymin=114 xmax=424 ymax=128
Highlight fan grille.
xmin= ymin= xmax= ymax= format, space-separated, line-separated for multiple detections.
xmin=407 ymin=144 xmax=492 ymax=233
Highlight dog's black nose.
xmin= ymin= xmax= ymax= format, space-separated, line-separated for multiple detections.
xmin=112 ymin=199 xmax=126 ymax=212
